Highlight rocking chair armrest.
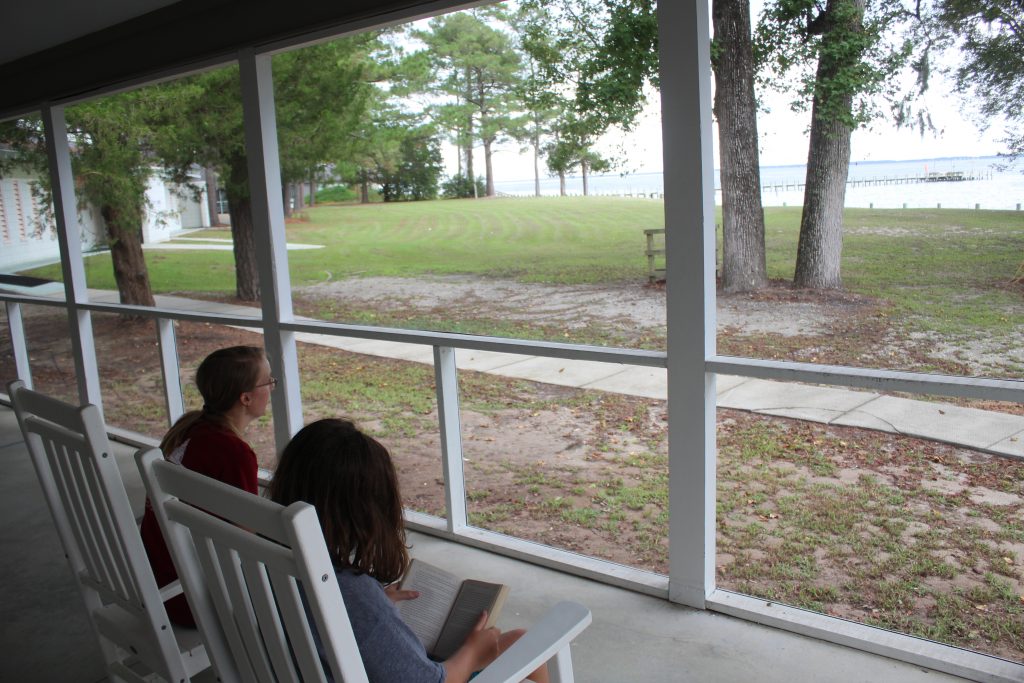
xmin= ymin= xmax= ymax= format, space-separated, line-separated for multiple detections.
xmin=471 ymin=601 xmax=591 ymax=683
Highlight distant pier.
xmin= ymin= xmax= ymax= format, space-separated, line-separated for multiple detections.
xmin=760 ymin=169 xmax=991 ymax=193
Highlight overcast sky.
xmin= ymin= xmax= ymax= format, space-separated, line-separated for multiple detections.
xmin=475 ymin=67 xmax=1006 ymax=182
xmin=454 ymin=2 xmax=1008 ymax=182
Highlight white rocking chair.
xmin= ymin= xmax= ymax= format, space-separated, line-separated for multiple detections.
xmin=136 ymin=446 xmax=592 ymax=683
xmin=8 ymin=380 xmax=210 ymax=683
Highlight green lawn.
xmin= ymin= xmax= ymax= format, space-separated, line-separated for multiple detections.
xmin=43 ymin=197 xmax=665 ymax=290
xmin=26 ymin=197 xmax=1024 ymax=346
xmin=775 ymin=207 xmax=1024 ymax=338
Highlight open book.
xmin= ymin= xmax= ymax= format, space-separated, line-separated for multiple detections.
xmin=397 ymin=558 xmax=510 ymax=660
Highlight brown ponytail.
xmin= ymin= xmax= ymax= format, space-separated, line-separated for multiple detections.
xmin=160 ymin=345 xmax=266 ymax=458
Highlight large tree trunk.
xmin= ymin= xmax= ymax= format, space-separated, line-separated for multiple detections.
xmin=713 ymin=0 xmax=768 ymax=293
xmin=297 ymin=182 xmax=305 ymax=212
xmin=794 ymin=112 xmax=850 ymax=289
xmin=359 ymin=171 xmax=370 ymax=204
xmin=483 ymin=138 xmax=495 ymax=197
xmin=581 ymin=159 xmax=590 ymax=196
xmin=309 ymin=173 xmax=317 ymax=207
xmin=282 ymin=183 xmax=292 ymax=218
xmin=226 ymin=192 xmax=260 ymax=301
xmin=464 ymin=69 xmax=478 ymax=199
xmin=102 ymin=204 xmax=155 ymax=312
xmin=559 ymin=171 xmax=566 ymax=196
xmin=793 ymin=0 xmax=862 ymax=290
xmin=204 ymin=167 xmax=223 ymax=227
xmin=465 ymin=143 xmax=477 ymax=199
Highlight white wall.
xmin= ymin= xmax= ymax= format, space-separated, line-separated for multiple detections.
xmin=0 ymin=174 xmax=59 ymax=272
xmin=142 ymin=173 xmax=210 ymax=244
xmin=1 ymin=169 xmax=210 ymax=273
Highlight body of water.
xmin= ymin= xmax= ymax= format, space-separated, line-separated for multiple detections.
xmin=493 ymin=156 xmax=1024 ymax=211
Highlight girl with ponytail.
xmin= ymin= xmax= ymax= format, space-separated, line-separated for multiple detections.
xmin=140 ymin=345 xmax=274 ymax=626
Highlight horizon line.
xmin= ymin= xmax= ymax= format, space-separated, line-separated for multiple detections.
xmin=494 ymin=153 xmax=1009 ymax=184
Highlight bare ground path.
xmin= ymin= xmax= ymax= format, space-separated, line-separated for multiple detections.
xmin=297 ymin=273 xmax=1024 ymax=379
xmin=299 ymin=274 xmax=839 ymax=337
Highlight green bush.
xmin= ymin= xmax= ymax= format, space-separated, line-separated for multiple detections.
xmin=314 ymin=184 xmax=358 ymax=203
xmin=441 ymin=173 xmax=486 ymax=199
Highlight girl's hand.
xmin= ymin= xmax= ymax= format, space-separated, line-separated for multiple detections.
xmin=462 ymin=611 xmax=501 ymax=666
xmin=444 ymin=611 xmax=501 ymax=682
xmin=384 ymin=583 xmax=420 ymax=604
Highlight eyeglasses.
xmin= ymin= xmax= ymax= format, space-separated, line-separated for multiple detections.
xmin=252 ymin=377 xmax=278 ymax=390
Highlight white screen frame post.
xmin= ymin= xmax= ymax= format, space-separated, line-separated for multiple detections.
xmin=238 ymin=48 xmax=303 ymax=451
xmin=156 ymin=317 xmax=184 ymax=426
xmin=5 ymin=301 xmax=32 ymax=389
xmin=434 ymin=345 xmax=468 ymax=533
xmin=41 ymin=103 xmax=102 ymax=411
xmin=662 ymin=0 xmax=719 ymax=608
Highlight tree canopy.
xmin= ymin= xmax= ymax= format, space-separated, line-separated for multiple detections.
xmin=151 ymin=36 xmax=376 ymax=300
xmin=413 ymin=8 xmax=523 ymax=197
xmin=0 ymin=95 xmax=159 ymax=311
xmin=939 ymin=0 xmax=1024 ymax=159
xmin=756 ymin=0 xmax=927 ymax=289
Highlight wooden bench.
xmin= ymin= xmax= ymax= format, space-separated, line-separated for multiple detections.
xmin=644 ymin=228 xmax=665 ymax=283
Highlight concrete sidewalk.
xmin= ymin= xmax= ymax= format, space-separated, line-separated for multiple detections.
xmin=287 ymin=326 xmax=1024 ymax=459
xmin=21 ymin=288 xmax=1024 ymax=460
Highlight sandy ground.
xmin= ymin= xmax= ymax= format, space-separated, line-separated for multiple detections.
xmin=298 ymin=274 xmax=1024 ymax=378
xmin=301 ymin=274 xmax=838 ymax=337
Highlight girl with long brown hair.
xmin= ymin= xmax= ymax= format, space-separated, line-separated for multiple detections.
xmin=270 ymin=418 xmax=549 ymax=683
xmin=140 ymin=345 xmax=274 ymax=626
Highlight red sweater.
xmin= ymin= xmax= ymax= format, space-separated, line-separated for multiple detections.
xmin=140 ymin=421 xmax=258 ymax=627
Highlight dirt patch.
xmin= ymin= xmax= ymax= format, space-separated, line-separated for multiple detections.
xmin=299 ymin=275 xmax=846 ymax=337
xmin=913 ymin=331 xmax=1024 ymax=378
xmin=297 ymin=274 xmax=1021 ymax=382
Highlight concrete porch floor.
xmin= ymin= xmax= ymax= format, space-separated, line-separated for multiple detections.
xmin=0 ymin=404 xmax=975 ymax=682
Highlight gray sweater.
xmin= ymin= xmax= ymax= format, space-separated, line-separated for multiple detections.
xmin=313 ymin=568 xmax=446 ymax=683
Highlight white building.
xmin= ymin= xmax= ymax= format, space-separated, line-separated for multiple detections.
xmin=0 ymin=164 xmax=211 ymax=273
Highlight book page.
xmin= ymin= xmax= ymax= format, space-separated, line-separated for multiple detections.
xmin=397 ymin=559 xmax=462 ymax=652
xmin=431 ymin=580 xmax=509 ymax=661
